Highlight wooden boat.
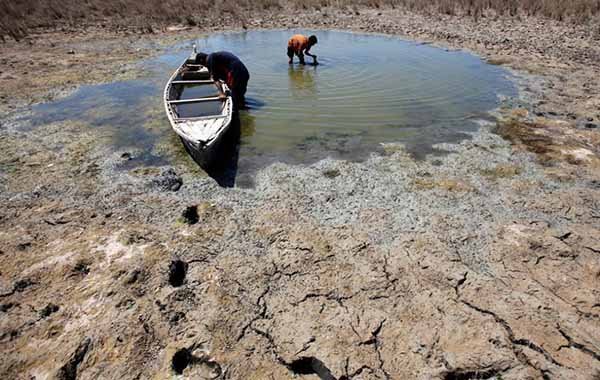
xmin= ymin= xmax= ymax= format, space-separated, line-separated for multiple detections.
xmin=164 ymin=47 xmax=233 ymax=167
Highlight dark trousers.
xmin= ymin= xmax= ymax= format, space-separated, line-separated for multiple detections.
xmin=230 ymin=71 xmax=249 ymax=111
xmin=287 ymin=47 xmax=304 ymax=64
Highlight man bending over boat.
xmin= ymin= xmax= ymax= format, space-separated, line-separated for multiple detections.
xmin=287 ymin=34 xmax=318 ymax=65
xmin=196 ymin=51 xmax=250 ymax=110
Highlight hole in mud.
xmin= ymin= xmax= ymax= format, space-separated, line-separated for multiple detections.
xmin=56 ymin=337 xmax=92 ymax=380
xmin=171 ymin=347 xmax=223 ymax=377
xmin=71 ymin=260 xmax=91 ymax=277
xmin=169 ymin=311 xmax=186 ymax=326
xmin=40 ymin=303 xmax=60 ymax=318
xmin=181 ymin=205 xmax=199 ymax=225
xmin=168 ymin=260 xmax=188 ymax=287
xmin=171 ymin=348 xmax=191 ymax=374
xmin=13 ymin=278 xmax=35 ymax=293
xmin=443 ymin=368 xmax=503 ymax=380
xmin=288 ymin=357 xmax=336 ymax=380
xmin=1 ymin=302 xmax=17 ymax=313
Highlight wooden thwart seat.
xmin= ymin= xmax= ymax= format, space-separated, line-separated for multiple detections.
xmin=171 ymin=80 xmax=214 ymax=84
xmin=168 ymin=97 xmax=223 ymax=104
xmin=175 ymin=114 xmax=228 ymax=121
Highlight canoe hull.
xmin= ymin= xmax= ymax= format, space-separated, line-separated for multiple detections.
xmin=163 ymin=55 xmax=233 ymax=169
xmin=179 ymin=129 xmax=228 ymax=168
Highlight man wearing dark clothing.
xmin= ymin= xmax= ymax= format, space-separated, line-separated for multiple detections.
xmin=197 ymin=51 xmax=249 ymax=110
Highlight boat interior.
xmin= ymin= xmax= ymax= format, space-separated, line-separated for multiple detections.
xmin=167 ymin=61 xmax=227 ymax=120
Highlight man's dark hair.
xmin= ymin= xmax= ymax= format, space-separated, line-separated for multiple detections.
xmin=308 ymin=35 xmax=318 ymax=45
xmin=195 ymin=52 xmax=208 ymax=65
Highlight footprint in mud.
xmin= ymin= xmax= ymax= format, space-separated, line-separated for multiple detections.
xmin=180 ymin=205 xmax=199 ymax=225
xmin=168 ymin=260 xmax=188 ymax=287
xmin=171 ymin=346 xmax=221 ymax=378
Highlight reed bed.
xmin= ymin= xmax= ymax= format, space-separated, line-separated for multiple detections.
xmin=1 ymin=0 xmax=599 ymax=39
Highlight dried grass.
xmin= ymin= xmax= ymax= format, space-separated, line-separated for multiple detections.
xmin=1 ymin=0 xmax=600 ymax=39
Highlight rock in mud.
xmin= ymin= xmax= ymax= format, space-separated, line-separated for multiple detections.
xmin=149 ymin=168 xmax=182 ymax=192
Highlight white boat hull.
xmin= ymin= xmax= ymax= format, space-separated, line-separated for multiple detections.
xmin=163 ymin=57 xmax=234 ymax=167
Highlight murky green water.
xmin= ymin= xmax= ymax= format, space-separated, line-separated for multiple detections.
xmin=27 ymin=30 xmax=515 ymax=182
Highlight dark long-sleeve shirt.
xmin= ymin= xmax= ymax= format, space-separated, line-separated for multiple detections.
xmin=206 ymin=51 xmax=249 ymax=86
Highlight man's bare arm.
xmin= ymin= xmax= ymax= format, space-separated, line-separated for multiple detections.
xmin=304 ymin=48 xmax=318 ymax=64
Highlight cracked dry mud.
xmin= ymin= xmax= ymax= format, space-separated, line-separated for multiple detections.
xmin=1 ymin=6 xmax=600 ymax=380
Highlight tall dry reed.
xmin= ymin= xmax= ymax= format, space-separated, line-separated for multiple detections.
xmin=1 ymin=0 xmax=599 ymax=39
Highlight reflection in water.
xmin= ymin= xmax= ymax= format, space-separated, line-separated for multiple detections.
xmin=239 ymin=111 xmax=257 ymax=139
xmin=244 ymin=97 xmax=266 ymax=111
xmin=288 ymin=65 xmax=317 ymax=98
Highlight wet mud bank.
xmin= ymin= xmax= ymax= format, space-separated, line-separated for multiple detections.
xmin=1 ymin=7 xmax=600 ymax=380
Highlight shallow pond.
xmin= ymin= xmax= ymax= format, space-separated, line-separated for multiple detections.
xmin=28 ymin=30 xmax=516 ymax=185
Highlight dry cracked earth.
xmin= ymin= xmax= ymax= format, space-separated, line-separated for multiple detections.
xmin=1 ymin=6 xmax=600 ymax=380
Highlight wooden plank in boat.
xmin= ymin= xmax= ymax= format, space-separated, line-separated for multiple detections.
xmin=168 ymin=97 xmax=223 ymax=104
xmin=171 ymin=80 xmax=214 ymax=84
xmin=175 ymin=114 xmax=227 ymax=121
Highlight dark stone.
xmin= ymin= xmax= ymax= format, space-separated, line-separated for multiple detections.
xmin=186 ymin=17 xmax=198 ymax=26
xmin=323 ymin=169 xmax=340 ymax=178
xmin=151 ymin=168 xmax=182 ymax=192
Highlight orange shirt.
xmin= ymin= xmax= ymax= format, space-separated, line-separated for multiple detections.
xmin=288 ymin=34 xmax=309 ymax=53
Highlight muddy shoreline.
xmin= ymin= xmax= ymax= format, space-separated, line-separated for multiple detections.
xmin=1 ymin=7 xmax=600 ymax=380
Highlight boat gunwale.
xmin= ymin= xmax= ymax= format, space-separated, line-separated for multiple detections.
xmin=163 ymin=62 xmax=233 ymax=147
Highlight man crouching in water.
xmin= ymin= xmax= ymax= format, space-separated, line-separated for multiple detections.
xmin=287 ymin=34 xmax=318 ymax=65
xmin=197 ymin=51 xmax=250 ymax=110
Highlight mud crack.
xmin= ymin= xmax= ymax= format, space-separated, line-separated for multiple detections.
xmin=557 ymin=325 xmax=600 ymax=361
xmin=460 ymin=299 xmax=562 ymax=376
xmin=236 ymin=285 xmax=270 ymax=342
xmin=56 ymin=337 xmax=92 ymax=380
xmin=252 ymin=326 xmax=337 ymax=379
xmin=356 ymin=319 xmax=389 ymax=379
